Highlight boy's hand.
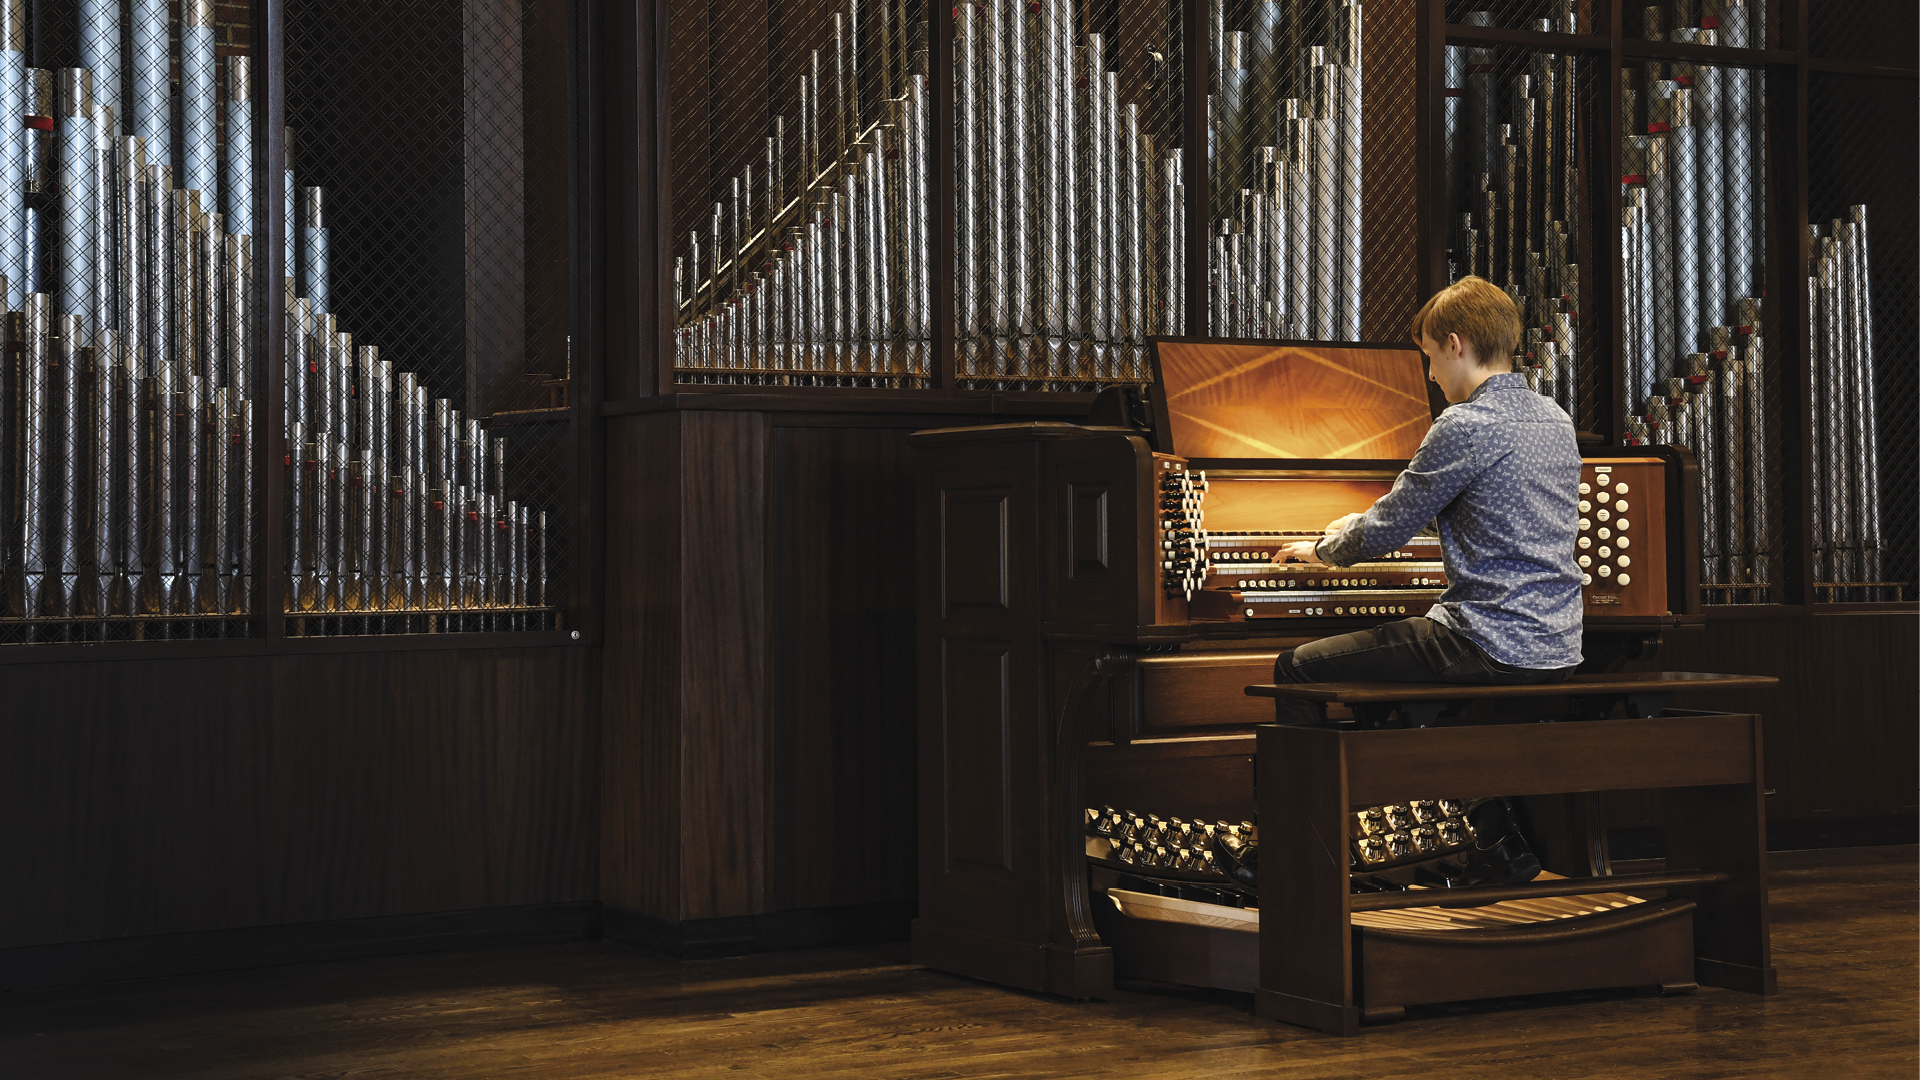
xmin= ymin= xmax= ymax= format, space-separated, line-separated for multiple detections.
xmin=1324 ymin=512 xmax=1363 ymax=535
xmin=1280 ymin=539 xmax=1325 ymax=565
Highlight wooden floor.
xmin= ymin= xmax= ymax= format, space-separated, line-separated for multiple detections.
xmin=4 ymin=846 xmax=1913 ymax=1079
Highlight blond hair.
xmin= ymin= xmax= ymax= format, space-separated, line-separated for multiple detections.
xmin=1408 ymin=276 xmax=1522 ymax=368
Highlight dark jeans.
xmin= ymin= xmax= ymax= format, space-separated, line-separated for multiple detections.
xmin=1271 ymin=616 xmax=1574 ymax=726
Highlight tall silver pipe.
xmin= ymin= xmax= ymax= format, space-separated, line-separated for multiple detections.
xmin=1620 ymin=199 xmax=1642 ymax=416
xmin=479 ymin=491 xmax=496 ymax=611
xmin=1721 ymin=9 xmax=1756 ymax=308
xmin=1309 ymin=49 xmax=1337 ymax=341
xmin=237 ymin=397 xmax=253 ymax=610
xmin=57 ymin=71 xmax=99 ymax=343
xmin=52 ymin=314 xmax=82 ymax=616
xmin=1100 ymin=70 xmax=1122 ymax=373
xmin=209 ymin=386 xmax=231 ymax=612
xmin=533 ymin=510 xmax=547 ymax=612
xmin=1285 ymin=102 xmax=1310 ymax=335
xmin=1694 ymin=37 xmax=1727 ymax=336
xmin=182 ymin=0 xmax=219 ymax=197
xmin=1038 ymin=0 xmax=1065 ymax=376
xmin=1337 ymin=0 xmax=1364 ymax=340
xmin=392 ymin=370 xmax=415 ymax=606
xmin=1444 ymin=43 xmax=1464 ymax=277
xmin=1717 ymin=345 xmax=1747 ymax=587
xmin=90 ymin=331 xmax=119 ymax=616
xmin=202 ymin=213 xmax=225 ymax=388
xmin=225 ymin=56 xmax=255 ymax=238
xmin=2 ymin=1 xmax=25 ymax=308
xmin=909 ymin=73 xmax=930 ymax=370
xmin=1850 ymin=206 xmax=1881 ymax=593
xmin=1668 ymin=84 xmax=1700 ymax=363
xmin=1737 ymin=317 xmax=1767 ymax=593
xmin=833 ymin=13 xmax=850 ymax=164
xmin=117 ymin=138 xmax=147 ymax=378
xmin=18 ymin=298 xmax=49 ymax=617
xmin=288 ymin=419 xmax=307 ymax=609
xmin=301 ymin=187 xmax=328 ymax=313
xmin=1645 ymin=123 xmax=1675 ymax=378
xmin=1217 ymin=31 xmax=1248 ymax=211
xmin=179 ymin=372 xmax=203 ymax=614
xmin=1834 ymin=222 xmax=1863 ymax=594
xmin=353 ymin=449 xmax=372 ymax=611
xmin=1805 ymin=248 xmax=1826 ymax=582
xmin=127 ymin=0 xmax=171 ymax=157
xmin=1635 ymin=192 xmax=1655 ymax=408
xmin=1085 ymin=36 xmax=1109 ymax=375
xmin=432 ymin=398 xmax=454 ymax=608
xmin=0 ymin=303 xmax=14 ymax=608
xmin=227 ymin=235 xmax=251 ymax=401
xmin=955 ymin=6 xmax=978 ymax=374
xmin=1816 ymin=242 xmax=1845 ymax=584
xmin=1513 ymin=87 xmax=1535 ymax=289
xmin=1554 ymin=308 xmax=1576 ymax=421
xmin=317 ymin=436 xmax=337 ymax=610
xmin=151 ymin=287 xmax=178 ymax=614
xmin=408 ymin=388 xmax=429 ymax=607
xmin=173 ymin=191 xmax=200 ymax=384
xmin=1009 ymin=0 xmax=1032 ymax=374
xmin=26 ymin=69 xmax=50 ymax=297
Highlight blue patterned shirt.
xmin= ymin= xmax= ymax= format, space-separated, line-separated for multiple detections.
xmin=1315 ymin=371 xmax=1584 ymax=669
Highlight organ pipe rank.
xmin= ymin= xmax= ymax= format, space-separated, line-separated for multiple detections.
xmin=1615 ymin=1 xmax=1778 ymax=604
xmin=1445 ymin=5 xmax=1584 ymax=422
xmin=0 ymin=0 xmax=551 ymax=639
xmin=1808 ymin=208 xmax=1887 ymax=602
xmin=1208 ymin=0 xmax=1366 ymax=344
xmin=675 ymin=4 xmax=933 ymax=386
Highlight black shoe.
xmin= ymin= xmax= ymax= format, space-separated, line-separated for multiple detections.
xmin=1463 ymin=797 xmax=1543 ymax=885
xmin=1211 ymin=833 xmax=1259 ymax=894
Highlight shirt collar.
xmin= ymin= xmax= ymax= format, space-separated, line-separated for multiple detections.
xmin=1469 ymin=371 xmax=1529 ymax=402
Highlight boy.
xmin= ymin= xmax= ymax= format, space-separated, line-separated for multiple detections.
xmin=1271 ymin=276 xmax=1584 ymax=725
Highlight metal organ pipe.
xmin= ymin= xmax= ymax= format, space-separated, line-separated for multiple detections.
xmin=1 ymin=1 xmax=23 ymax=309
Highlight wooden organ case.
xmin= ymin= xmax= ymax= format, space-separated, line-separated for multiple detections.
xmin=910 ymin=339 xmax=1730 ymax=1017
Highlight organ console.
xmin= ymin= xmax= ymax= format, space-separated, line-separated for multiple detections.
xmin=911 ymin=337 xmax=1748 ymax=1025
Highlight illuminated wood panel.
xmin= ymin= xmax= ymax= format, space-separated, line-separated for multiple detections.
xmin=1153 ymin=342 xmax=1433 ymax=461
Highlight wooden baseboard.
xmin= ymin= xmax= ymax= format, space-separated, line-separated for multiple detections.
xmin=909 ymin=919 xmax=1049 ymax=992
xmin=0 ymin=902 xmax=602 ymax=992
xmin=603 ymin=901 xmax=914 ymax=961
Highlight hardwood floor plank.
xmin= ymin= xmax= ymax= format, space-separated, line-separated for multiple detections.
xmin=2 ymin=848 xmax=1912 ymax=1079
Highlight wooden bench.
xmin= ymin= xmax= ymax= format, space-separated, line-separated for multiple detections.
xmin=1246 ymin=671 xmax=1780 ymax=728
xmin=1240 ymin=671 xmax=1780 ymax=1034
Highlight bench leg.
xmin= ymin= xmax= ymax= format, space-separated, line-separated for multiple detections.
xmin=1257 ymin=724 xmax=1362 ymax=1035
xmin=1664 ymin=716 xmax=1776 ymax=995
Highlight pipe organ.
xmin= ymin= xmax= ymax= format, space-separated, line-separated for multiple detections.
xmin=911 ymin=338 xmax=1707 ymax=1008
xmin=0 ymin=0 xmax=555 ymax=641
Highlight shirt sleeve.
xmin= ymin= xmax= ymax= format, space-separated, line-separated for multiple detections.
xmin=1315 ymin=416 xmax=1482 ymax=567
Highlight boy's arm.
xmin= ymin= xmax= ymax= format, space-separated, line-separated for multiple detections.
xmin=1315 ymin=418 xmax=1482 ymax=566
